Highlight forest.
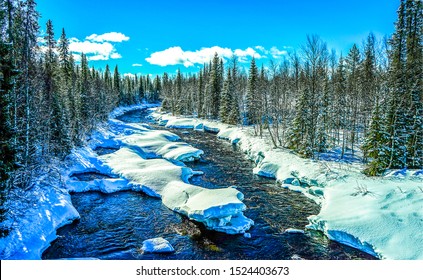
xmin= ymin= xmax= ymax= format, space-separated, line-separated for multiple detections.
xmin=0 ymin=0 xmax=422 ymax=237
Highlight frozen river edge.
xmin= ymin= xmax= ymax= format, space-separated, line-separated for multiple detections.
xmin=153 ymin=109 xmax=423 ymax=260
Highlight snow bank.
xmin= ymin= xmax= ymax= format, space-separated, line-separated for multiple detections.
xmin=0 ymin=183 xmax=79 ymax=260
xmin=153 ymin=111 xmax=423 ymax=260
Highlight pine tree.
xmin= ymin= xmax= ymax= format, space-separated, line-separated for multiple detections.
xmin=174 ymin=69 xmax=183 ymax=115
xmin=0 ymin=40 xmax=18 ymax=236
xmin=42 ymin=19 xmax=68 ymax=156
xmin=384 ymin=0 xmax=409 ymax=169
xmin=113 ymin=65 xmax=121 ymax=105
xmin=207 ymin=53 xmax=222 ymax=119
xmin=228 ymin=57 xmax=240 ymax=125
xmin=362 ymin=99 xmax=390 ymax=175
xmin=345 ymin=43 xmax=361 ymax=154
xmin=334 ymin=56 xmax=348 ymax=157
xmin=246 ymin=57 xmax=258 ymax=125
xmin=360 ymin=33 xmax=378 ymax=138
xmin=287 ymin=70 xmax=309 ymax=155
xmin=197 ymin=69 xmax=204 ymax=118
xmin=220 ymin=70 xmax=232 ymax=122
xmin=405 ymin=0 xmax=423 ymax=168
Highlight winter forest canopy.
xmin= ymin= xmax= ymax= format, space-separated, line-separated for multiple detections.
xmin=0 ymin=0 xmax=422 ymax=237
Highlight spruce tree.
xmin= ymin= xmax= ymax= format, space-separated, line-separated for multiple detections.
xmin=405 ymin=0 xmax=423 ymax=168
xmin=362 ymin=99 xmax=390 ymax=175
xmin=197 ymin=69 xmax=204 ymax=118
xmin=246 ymin=57 xmax=258 ymax=125
xmin=385 ymin=0 xmax=408 ymax=169
xmin=220 ymin=70 xmax=232 ymax=122
xmin=0 ymin=41 xmax=18 ymax=236
xmin=207 ymin=53 xmax=222 ymax=119
xmin=113 ymin=65 xmax=121 ymax=105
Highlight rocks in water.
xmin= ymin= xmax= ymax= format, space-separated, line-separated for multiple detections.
xmin=141 ymin=237 xmax=175 ymax=254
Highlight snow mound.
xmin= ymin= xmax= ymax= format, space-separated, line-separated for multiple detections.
xmin=165 ymin=118 xmax=198 ymax=129
xmin=141 ymin=237 xmax=174 ymax=254
xmin=120 ymin=131 xmax=202 ymax=162
xmin=162 ymin=181 xmax=253 ymax=234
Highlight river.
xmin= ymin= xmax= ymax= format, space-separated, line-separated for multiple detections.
xmin=42 ymin=109 xmax=375 ymax=260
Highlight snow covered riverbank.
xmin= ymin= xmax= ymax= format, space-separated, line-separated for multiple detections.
xmin=152 ymin=110 xmax=423 ymax=260
xmin=0 ymin=104 xmax=253 ymax=259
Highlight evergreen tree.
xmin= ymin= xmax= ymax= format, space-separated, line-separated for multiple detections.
xmin=138 ymin=74 xmax=145 ymax=101
xmin=220 ymin=70 xmax=232 ymax=122
xmin=362 ymin=99 xmax=390 ymax=175
xmin=207 ymin=53 xmax=221 ymax=118
xmin=246 ymin=57 xmax=258 ymax=125
xmin=384 ymin=0 xmax=409 ymax=169
xmin=345 ymin=43 xmax=361 ymax=154
xmin=197 ymin=69 xmax=204 ymax=118
xmin=175 ymin=69 xmax=182 ymax=115
xmin=405 ymin=0 xmax=423 ymax=168
xmin=0 ymin=41 xmax=18 ymax=236
xmin=113 ymin=65 xmax=121 ymax=105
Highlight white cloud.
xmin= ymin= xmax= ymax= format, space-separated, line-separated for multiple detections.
xmin=110 ymin=53 xmax=122 ymax=59
xmin=132 ymin=63 xmax=143 ymax=67
xmin=124 ymin=73 xmax=136 ymax=78
xmin=270 ymin=46 xmax=288 ymax=59
xmin=234 ymin=47 xmax=262 ymax=59
xmin=68 ymin=32 xmax=129 ymax=61
xmin=146 ymin=46 xmax=262 ymax=67
xmin=86 ymin=32 xmax=130 ymax=43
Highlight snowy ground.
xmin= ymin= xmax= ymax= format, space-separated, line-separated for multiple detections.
xmin=0 ymin=104 xmax=253 ymax=259
xmin=152 ymin=110 xmax=423 ymax=260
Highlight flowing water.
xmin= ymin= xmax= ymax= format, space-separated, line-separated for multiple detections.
xmin=42 ymin=109 xmax=376 ymax=260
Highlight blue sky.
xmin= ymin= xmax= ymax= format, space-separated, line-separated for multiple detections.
xmin=37 ymin=0 xmax=399 ymax=76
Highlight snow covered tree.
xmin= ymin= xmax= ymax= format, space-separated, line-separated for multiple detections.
xmin=362 ymin=99 xmax=390 ymax=175
xmin=384 ymin=0 xmax=411 ymax=169
xmin=405 ymin=0 xmax=423 ymax=168
xmin=207 ymin=53 xmax=222 ymax=119
xmin=360 ymin=33 xmax=378 ymax=137
xmin=345 ymin=43 xmax=361 ymax=154
xmin=287 ymin=70 xmax=310 ymax=156
xmin=219 ymin=70 xmax=232 ymax=122
xmin=197 ymin=69 xmax=205 ymax=118
xmin=245 ymin=57 xmax=259 ymax=126
xmin=0 ymin=40 xmax=18 ymax=236
xmin=113 ymin=65 xmax=121 ymax=105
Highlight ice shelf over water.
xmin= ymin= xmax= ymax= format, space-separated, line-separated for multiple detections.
xmin=152 ymin=110 xmax=423 ymax=260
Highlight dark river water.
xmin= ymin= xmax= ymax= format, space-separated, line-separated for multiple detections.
xmin=42 ymin=109 xmax=376 ymax=260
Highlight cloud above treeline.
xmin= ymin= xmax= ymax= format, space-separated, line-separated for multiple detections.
xmin=145 ymin=45 xmax=288 ymax=67
xmin=69 ymin=32 xmax=129 ymax=61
